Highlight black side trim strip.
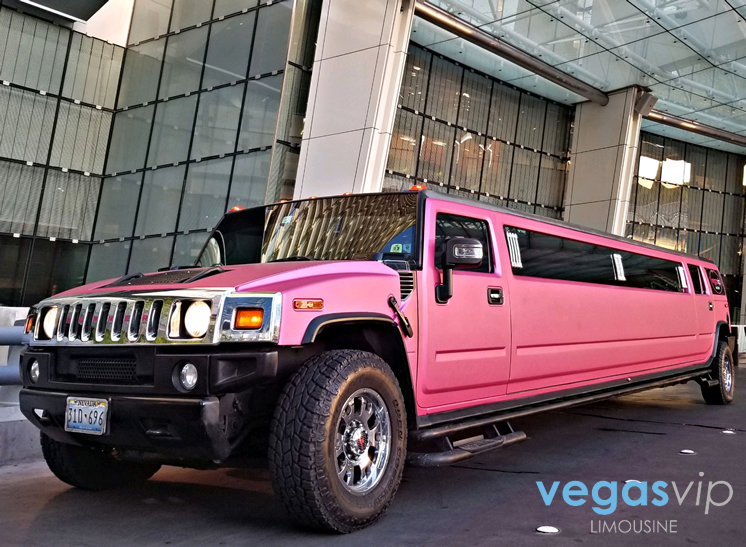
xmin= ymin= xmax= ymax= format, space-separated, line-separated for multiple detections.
xmin=301 ymin=313 xmax=396 ymax=344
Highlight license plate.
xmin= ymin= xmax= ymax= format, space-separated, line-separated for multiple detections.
xmin=65 ymin=397 xmax=108 ymax=435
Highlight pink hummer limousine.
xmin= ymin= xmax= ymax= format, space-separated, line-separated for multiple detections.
xmin=20 ymin=190 xmax=736 ymax=532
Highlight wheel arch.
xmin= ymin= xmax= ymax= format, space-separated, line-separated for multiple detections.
xmin=306 ymin=316 xmax=417 ymax=430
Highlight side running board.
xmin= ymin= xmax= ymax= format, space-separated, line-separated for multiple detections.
xmin=407 ymin=421 xmax=526 ymax=467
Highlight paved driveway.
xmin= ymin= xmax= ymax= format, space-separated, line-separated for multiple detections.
xmin=1 ymin=368 xmax=744 ymax=546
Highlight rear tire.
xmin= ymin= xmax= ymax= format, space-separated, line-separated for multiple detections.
xmin=701 ymin=341 xmax=735 ymax=405
xmin=268 ymin=350 xmax=407 ymax=533
xmin=41 ymin=433 xmax=161 ymax=490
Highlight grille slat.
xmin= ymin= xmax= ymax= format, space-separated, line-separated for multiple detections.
xmin=399 ymin=272 xmax=415 ymax=300
xmin=76 ymin=358 xmax=138 ymax=383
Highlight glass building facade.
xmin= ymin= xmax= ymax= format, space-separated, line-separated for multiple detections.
xmin=0 ymin=0 xmax=317 ymax=306
xmin=384 ymin=43 xmax=572 ymax=220
xmin=0 ymin=4 xmax=122 ymax=306
xmin=628 ymin=132 xmax=746 ymax=318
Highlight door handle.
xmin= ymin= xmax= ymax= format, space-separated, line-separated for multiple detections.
xmin=708 ymin=302 xmax=713 ymax=311
xmin=488 ymin=288 xmax=504 ymax=305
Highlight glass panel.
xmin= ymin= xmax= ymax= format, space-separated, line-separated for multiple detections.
xmin=94 ymin=174 xmax=142 ymax=240
xmin=719 ymin=236 xmax=739 ymax=275
xmin=173 ymin=231 xmax=210 ymax=266
xmin=49 ymin=103 xmax=111 ymax=175
xmin=117 ymin=40 xmax=165 ymax=108
xmin=480 ymin=141 xmax=513 ymax=198
xmin=458 ymin=71 xmax=491 ymax=134
xmin=169 ymin=0 xmax=213 ymax=32
xmin=726 ymin=153 xmax=746 ymax=194
xmin=536 ymin=157 xmax=566 ymax=208
xmin=654 ymin=226 xmax=678 ymax=251
xmin=147 ymin=94 xmax=198 ymax=167
xmin=634 ymin=178 xmax=659 ymax=225
xmin=179 ymin=157 xmax=232 ymax=231
xmin=0 ymin=234 xmax=31 ymax=306
xmin=62 ymin=35 xmax=123 ymax=109
xmin=699 ymin=233 xmax=721 ymax=264
xmin=203 ymin=11 xmax=255 ymax=89
xmin=543 ymin=103 xmax=571 ymax=157
xmin=214 ymin=0 xmax=259 ymax=18
xmin=509 ymin=148 xmax=540 ymax=202
xmin=632 ymin=223 xmax=656 ymax=245
xmin=190 ymin=84 xmax=244 ymax=159
xmin=487 ymin=85 xmax=520 ymax=141
xmin=0 ymin=86 xmax=55 ymax=164
xmin=249 ymin=3 xmax=293 ymax=75
xmin=106 ymin=105 xmax=155 ymax=174
xmin=0 ymin=160 xmax=44 ymax=235
xmin=701 ymin=192 xmax=724 ymax=233
xmin=386 ymin=109 xmax=421 ymax=176
xmin=424 ymin=55 xmax=462 ymax=124
xmin=705 ymin=150 xmax=727 ymax=192
xmin=514 ymin=94 xmax=546 ymax=150
xmin=37 ymin=172 xmax=100 ymax=241
xmin=686 ymin=145 xmax=708 ymax=188
xmin=128 ymin=236 xmax=174 ymax=274
xmin=128 ymin=0 xmax=173 ymax=45
xmin=451 ymin=130 xmax=483 ymax=191
xmin=680 ymin=186 xmax=703 ymax=230
xmin=159 ymin=27 xmax=208 ymax=99
xmin=23 ymin=239 xmax=88 ymax=306
xmin=657 ymin=183 xmax=681 ymax=227
xmin=680 ymin=230 xmax=700 ymax=255
xmin=722 ymin=195 xmax=744 ymax=235
xmin=238 ymin=74 xmax=282 ymax=150
xmin=399 ymin=45 xmax=431 ymax=112
xmin=86 ymin=241 xmax=131 ymax=283
xmin=418 ymin=119 xmax=454 ymax=184
xmin=134 ymin=165 xmax=186 ymax=236
xmin=228 ymin=150 xmax=271 ymax=208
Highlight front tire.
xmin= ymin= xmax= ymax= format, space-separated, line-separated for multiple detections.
xmin=268 ymin=350 xmax=407 ymax=533
xmin=41 ymin=433 xmax=161 ymax=490
xmin=701 ymin=341 xmax=735 ymax=405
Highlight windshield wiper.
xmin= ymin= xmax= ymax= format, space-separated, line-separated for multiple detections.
xmin=268 ymin=256 xmax=315 ymax=262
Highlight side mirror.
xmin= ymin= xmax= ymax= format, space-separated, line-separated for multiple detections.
xmin=436 ymin=238 xmax=483 ymax=303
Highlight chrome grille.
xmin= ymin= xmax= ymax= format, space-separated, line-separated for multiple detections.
xmin=399 ymin=272 xmax=415 ymax=300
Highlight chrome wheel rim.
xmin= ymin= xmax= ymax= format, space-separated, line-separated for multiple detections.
xmin=334 ymin=388 xmax=391 ymax=495
xmin=723 ymin=356 xmax=733 ymax=393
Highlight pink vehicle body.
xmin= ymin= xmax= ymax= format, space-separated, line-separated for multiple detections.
xmin=17 ymin=190 xmax=737 ymax=530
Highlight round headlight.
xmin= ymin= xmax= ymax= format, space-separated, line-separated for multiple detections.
xmin=184 ymin=301 xmax=211 ymax=338
xmin=42 ymin=307 xmax=58 ymax=339
xmin=29 ymin=360 xmax=40 ymax=383
xmin=179 ymin=363 xmax=198 ymax=391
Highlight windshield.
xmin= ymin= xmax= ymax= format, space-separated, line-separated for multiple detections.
xmin=196 ymin=194 xmax=419 ymax=268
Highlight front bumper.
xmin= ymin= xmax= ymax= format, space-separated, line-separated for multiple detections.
xmin=20 ymin=389 xmax=231 ymax=461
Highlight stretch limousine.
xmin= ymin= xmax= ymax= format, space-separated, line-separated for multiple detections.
xmin=19 ymin=190 xmax=736 ymax=532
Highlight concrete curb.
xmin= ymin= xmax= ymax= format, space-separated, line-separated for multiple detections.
xmin=0 ymin=406 xmax=41 ymax=466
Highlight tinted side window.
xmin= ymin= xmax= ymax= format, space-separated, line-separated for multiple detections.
xmin=706 ymin=268 xmax=725 ymax=295
xmin=688 ymin=265 xmax=704 ymax=294
xmin=505 ymin=227 xmax=616 ymax=284
xmin=505 ymin=226 xmax=682 ymax=292
xmin=435 ymin=213 xmax=492 ymax=273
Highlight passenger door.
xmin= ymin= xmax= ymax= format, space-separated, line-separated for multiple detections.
xmin=417 ymin=204 xmax=511 ymax=410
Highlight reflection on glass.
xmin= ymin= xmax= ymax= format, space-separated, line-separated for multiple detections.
xmin=105 ymin=105 xmax=154 ymax=174
xmin=179 ymin=157 xmax=232 ymax=231
xmin=191 ymin=84 xmax=245 ymax=159
xmin=238 ymin=74 xmax=282 ymax=150
xmin=159 ymin=27 xmax=208 ymax=99
xmin=118 ymin=40 xmax=165 ymax=108
xmin=129 ymin=237 xmax=174 ymax=274
xmin=135 ymin=165 xmax=186 ymax=236
xmin=148 ymin=95 xmax=198 ymax=167
xmin=249 ymin=3 xmax=293 ymax=75
xmin=203 ymin=12 xmax=255 ymax=89
xmin=94 ymin=174 xmax=142 ymax=240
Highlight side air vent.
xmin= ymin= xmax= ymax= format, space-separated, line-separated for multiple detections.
xmin=399 ymin=272 xmax=415 ymax=300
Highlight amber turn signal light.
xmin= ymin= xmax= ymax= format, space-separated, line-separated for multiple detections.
xmin=293 ymin=299 xmax=324 ymax=310
xmin=234 ymin=308 xmax=264 ymax=329
xmin=25 ymin=315 xmax=34 ymax=334
xmin=410 ymin=184 xmax=427 ymax=191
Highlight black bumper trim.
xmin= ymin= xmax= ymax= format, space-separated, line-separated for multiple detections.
xmin=20 ymin=389 xmax=231 ymax=461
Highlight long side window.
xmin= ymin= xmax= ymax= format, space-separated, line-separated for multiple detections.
xmin=688 ymin=264 xmax=704 ymax=294
xmin=435 ymin=213 xmax=492 ymax=273
xmin=504 ymin=226 xmax=683 ymax=292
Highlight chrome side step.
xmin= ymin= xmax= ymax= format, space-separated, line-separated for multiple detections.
xmin=407 ymin=422 xmax=526 ymax=467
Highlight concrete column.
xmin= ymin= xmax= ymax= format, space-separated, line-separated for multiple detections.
xmin=293 ymin=0 xmax=415 ymax=198
xmin=563 ymin=87 xmax=643 ymax=236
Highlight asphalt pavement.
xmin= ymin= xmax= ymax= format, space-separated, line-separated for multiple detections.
xmin=1 ymin=367 xmax=744 ymax=546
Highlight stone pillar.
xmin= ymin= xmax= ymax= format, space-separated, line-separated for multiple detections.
xmin=293 ymin=0 xmax=415 ymax=198
xmin=563 ymin=87 xmax=643 ymax=236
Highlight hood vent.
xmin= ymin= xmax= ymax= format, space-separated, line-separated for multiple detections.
xmin=106 ymin=267 xmax=223 ymax=288
xmin=399 ymin=272 xmax=415 ymax=300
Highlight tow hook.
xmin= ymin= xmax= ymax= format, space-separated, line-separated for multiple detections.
xmin=388 ymin=296 xmax=413 ymax=338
